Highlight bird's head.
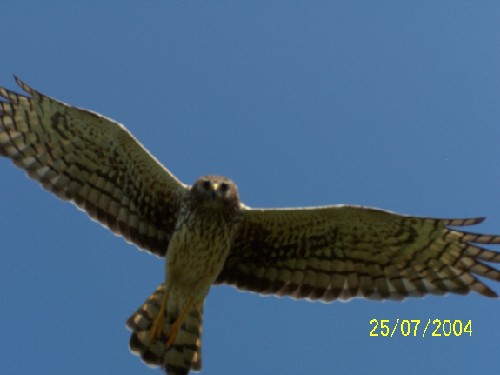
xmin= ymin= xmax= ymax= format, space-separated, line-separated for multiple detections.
xmin=190 ymin=175 xmax=240 ymax=210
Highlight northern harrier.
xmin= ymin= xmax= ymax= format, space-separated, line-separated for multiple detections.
xmin=1 ymin=77 xmax=500 ymax=375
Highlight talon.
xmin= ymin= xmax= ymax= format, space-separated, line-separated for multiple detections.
xmin=149 ymin=312 xmax=164 ymax=343
xmin=165 ymin=297 xmax=195 ymax=349
xmin=165 ymin=321 xmax=180 ymax=349
xmin=149 ymin=288 xmax=169 ymax=343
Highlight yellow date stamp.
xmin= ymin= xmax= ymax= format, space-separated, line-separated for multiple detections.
xmin=369 ymin=319 xmax=472 ymax=338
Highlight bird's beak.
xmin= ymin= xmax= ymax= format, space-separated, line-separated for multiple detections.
xmin=211 ymin=183 xmax=219 ymax=198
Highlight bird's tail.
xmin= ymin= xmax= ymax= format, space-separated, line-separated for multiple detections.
xmin=126 ymin=283 xmax=203 ymax=375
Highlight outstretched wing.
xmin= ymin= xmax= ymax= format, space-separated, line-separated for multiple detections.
xmin=216 ymin=205 xmax=500 ymax=300
xmin=0 ymin=77 xmax=187 ymax=256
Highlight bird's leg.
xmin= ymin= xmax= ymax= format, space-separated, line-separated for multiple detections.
xmin=165 ymin=297 xmax=195 ymax=349
xmin=149 ymin=287 xmax=170 ymax=343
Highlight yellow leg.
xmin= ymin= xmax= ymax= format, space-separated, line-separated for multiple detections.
xmin=149 ymin=288 xmax=170 ymax=343
xmin=165 ymin=297 xmax=195 ymax=349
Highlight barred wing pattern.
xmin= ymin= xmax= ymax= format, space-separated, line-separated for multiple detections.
xmin=0 ymin=78 xmax=186 ymax=256
xmin=217 ymin=205 xmax=500 ymax=300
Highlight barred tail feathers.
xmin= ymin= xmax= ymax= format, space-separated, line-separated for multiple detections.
xmin=126 ymin=283 xmax=203 ymax=375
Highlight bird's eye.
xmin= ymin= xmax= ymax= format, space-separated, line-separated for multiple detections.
xmin=202 ymin=181 xmax=211 ymax=190
xmin=220 ymin=183 xmax=229 ymax=192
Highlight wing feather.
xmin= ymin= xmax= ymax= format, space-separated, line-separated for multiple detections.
xmin=0 ymin=77 xmax=187 ymax=256
xmin=216 ymin=205 xmax=500 ymax=301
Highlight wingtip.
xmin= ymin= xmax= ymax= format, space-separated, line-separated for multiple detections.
xmin=444 ymin=217 xmax=486 ymax=226
xmin=13 ymin=74 xmax=22 ymax=87
xmin=12 ymin=75 xmax=35 ymax=96
xmin=481 ymin=288 xmax=498 ymax=298
xmin=470 ymin=216 xmax=486 ymax=225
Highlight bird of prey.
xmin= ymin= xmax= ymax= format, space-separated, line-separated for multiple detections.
xmin=1 ymin=77 xmax=500 ymax=375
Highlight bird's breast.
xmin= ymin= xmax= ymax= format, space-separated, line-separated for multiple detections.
xmin=165 ymin=217 xmax=234 ymax=299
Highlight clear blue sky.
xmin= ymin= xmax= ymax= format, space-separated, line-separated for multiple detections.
xmin=1 ymin=2 xmax=500 ymax=375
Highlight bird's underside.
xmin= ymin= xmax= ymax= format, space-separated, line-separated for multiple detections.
xmin=2 ymin=77 xmax=500 ymax=375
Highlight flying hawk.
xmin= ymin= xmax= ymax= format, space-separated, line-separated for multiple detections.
xmin=1 ymin=77 xmax=500 ymax=375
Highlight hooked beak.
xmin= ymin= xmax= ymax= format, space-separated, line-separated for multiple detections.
xmin=211 ymin=183 xmax=219 ymax=198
